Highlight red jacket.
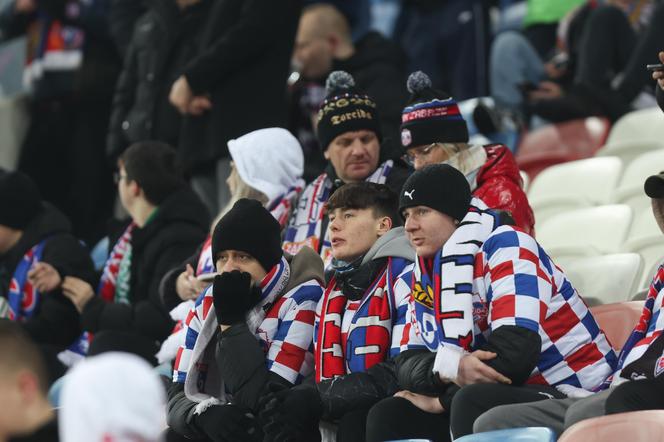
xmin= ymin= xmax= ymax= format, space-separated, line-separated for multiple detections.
xmin=475 ymin=144 xmax=535 ymax=236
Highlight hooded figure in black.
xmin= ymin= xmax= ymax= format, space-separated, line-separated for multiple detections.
xmin=0 ymin=170 xmax=95 ymax=352
xmin=60 ymin=141 xmax=209 ymax=365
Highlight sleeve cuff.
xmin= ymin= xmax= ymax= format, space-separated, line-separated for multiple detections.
xmin=432 ymin=344 xmax=467 ymax=383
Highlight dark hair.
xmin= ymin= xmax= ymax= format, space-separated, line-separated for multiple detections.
xmin=326 ymin=182 xmax=400 ymax=226
xmin=0 ymin=321 xmax=48 ymax=394
xmin=119 ymin=141 xmax=184 ymax=205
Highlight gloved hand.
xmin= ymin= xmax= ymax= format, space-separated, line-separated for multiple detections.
xmin=194 ymin=404 xmax=261 ymax=442
xmin=212 ymin=271 xmax=261 ymax=326
xmin=259 ymin=383 xmax=323 ymax=442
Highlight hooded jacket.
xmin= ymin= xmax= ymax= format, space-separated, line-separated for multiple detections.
xmin=167 ymin=246 xmax=324 ymax=439
xmin=81 ymin=187 xmax=209 ymax=344
xmin=0 ymin=204 xmax=95 ymax=349
xmin=474 ymin=144 xmax=535 ymax=236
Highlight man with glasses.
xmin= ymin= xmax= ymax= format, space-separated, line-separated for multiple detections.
xmin=400 ymin=71 xmax=535 ymax=235
xmin=61 ymin=141 xmax=209 ymax=364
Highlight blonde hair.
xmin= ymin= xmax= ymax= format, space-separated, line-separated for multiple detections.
xmin=211 ymin=166 xmax=269 ymax=232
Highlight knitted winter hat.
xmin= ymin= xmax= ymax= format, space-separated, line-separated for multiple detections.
xmin=0 ymin=170 xmax=42 ymax=229
xmin=645 ymin=171 xmax=664 ymax=198
xmin=400 ymin=71 xmax=469 ymax=150
xmin=399 ymin=163 xmax=471 ymax=222
xmin=212 ymin=199 xmax=282 ymax=271
xmin=316 ymin=71 xmax=382 ymax=150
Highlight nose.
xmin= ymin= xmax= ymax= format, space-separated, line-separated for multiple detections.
xmin=404 ymin=216 xmax=418 ymax=233
xmin=329 ymin=217 xmax=341 ymax=232
xmin=413 ymin=156 xmax=427 ymax=170
xmin=349 ymin=139 xmax=366 ymax=157
xmin=221 ymin=258 xmax=241 ymax=273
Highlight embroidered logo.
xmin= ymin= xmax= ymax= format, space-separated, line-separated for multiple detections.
xmin=401 ymin=128 xmax=412 ymax=147
xmin=655 ymin=350 xmax=664 ymax=378
xmin=404 ymin=189 xmax=415 ymax=200
xmin=412 ymin=282 xmax=434 ymax=309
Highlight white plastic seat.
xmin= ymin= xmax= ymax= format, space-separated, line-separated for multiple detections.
xmin=528 ymin=157 xmax=623 ymax=224
xmin=537 ymin=205 xmax=633 ymax=261
xmin=614 ymin=150 xmax=664 ymax=211
xmin=627 ymin=205 xmax=660 ymax=240
xmin=559 ymin=253 xmax=643 ymax=306
xmin=604 ymin=107 xmax=664 ymax=145
xmin=623 ymin=234 xmax=664 ymax=289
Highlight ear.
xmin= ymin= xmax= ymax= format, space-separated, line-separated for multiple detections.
xmin=130 ymin=181 xmax=142 ymax=198
xmin=16 ymin=371 xmax=40 ymax=403
xmin=323 ymin=149 xmax=331 ymax=160
xmin=376 ymin=216 xmax=392 ymax=237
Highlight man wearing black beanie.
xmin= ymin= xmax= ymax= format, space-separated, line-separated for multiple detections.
xmin=0 ymin=170 xmax=96 ymax=353
xmin=283 ymin=70 xmax=409 ymax=270
xmin=167 ymin=199 xmax=325 ymax=442
xmin=364 ymin=164 xmax=616 ymax=442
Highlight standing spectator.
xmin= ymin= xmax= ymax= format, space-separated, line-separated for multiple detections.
xmin=108 ymin=0 xmax=147 ymax=57
xmin=60 ymin=141 xmax=209 ymax=364
xmin=0 ymin=0 xmax=121 ymax=245
xmin=399 ymin=72 xmax=535 ymax=235
xmin=291 ymin=3 xmax=408 ymax=180
xmin=393 ymin=0 xmax=491 ymax=100
xmin=0 ymin=322 xmax=58 ymax=442
xmin=653 ymin=50 xmax=664 ymax=110
xmin=0 ymin=170 xmax=95 ymax=352
xmin=106 ymin=0 xmax=212 ymax=163
xmin=282 ymin=71 xmax=410 ymax=268
xmin=168 ymin=0 xmax=302 ymax=216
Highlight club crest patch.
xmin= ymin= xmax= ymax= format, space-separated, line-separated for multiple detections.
xmin=655 ymin=351 xmax=664 ymax=378
xmin=401 ymin=128 xmax=412 ymax=147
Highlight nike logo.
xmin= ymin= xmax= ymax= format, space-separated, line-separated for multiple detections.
xmin=538 ymin=392 xmax=554 ymax=399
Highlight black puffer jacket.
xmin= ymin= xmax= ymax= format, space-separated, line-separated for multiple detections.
xmin=81 ymin=187 xmax=209 ymax=343
xmin=0 ymin=204 xmax=95 ymax=349
xmin=106 ymin=0 xmax=211 ymax=161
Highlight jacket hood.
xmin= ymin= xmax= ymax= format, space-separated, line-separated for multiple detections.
xmin=284 ymin=246 xmax=325 ymax=292
xmin=333 ymin=31 xmax=406 ymax=74
xmin=22 ymin=203 xmax=72 ymax=244
xmin=361 ymin=227 xmax=414 ymax=265
xmin=152 ymin=186 xmax=210 ymax=230
xmin=228 ymin=128 xmax=304 ymax=201
xmin=477 ymin=145 xmax=523 ymax=189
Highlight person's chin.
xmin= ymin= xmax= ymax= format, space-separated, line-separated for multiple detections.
xmin=345 ymin=165 xmax=372 ymax=181
xmin=415 ymin=244 xmax=437 ymax=259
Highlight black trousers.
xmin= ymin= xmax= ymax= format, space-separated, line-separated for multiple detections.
xmin=449 ymin=383 xmax=565 ymax=438
xmin=365 ymin=397 xmax=451 ymax=442
xmin=606 ymin=377 xmax=664 ymax=414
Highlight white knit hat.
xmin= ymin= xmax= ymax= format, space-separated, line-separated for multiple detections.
xmin=227 ymin=128 xmax=304 ymax=202
xmin=59 ymin=353 xmax=166 ymax=442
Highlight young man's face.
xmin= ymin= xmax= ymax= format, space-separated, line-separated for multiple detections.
xmin=403 ymin=206 xmax=457 ymax=258
xmin=215 ymin=250 xmax=268 ymax=283
xmin=324 ymin=130 xmax=380 ymax=183
xmin=328 ymin=207 xmax=391 ymax=262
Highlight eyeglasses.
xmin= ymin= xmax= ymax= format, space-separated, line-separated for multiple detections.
xmin=401 ymin=143 xmax=439 ymax=167
xmin=113 ymin=171 xmax=128 ymax=185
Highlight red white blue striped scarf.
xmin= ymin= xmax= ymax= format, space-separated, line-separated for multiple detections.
xmin=8 ymin=241 xmax=47 ymax=321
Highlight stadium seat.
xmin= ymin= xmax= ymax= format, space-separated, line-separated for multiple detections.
xmin=626 ymin=206 xmax=660 ymax=241
xmin=528 ymin=157 xmax=622 ymax=224
xmin=537 ymin=205 xmax=633 ymax=261
xmin=517 ymin=151 xmax=578 ymax=181
xmin=561 ymin=253 xmax=643 ymax=306
xmin=558 ymin=410 xmax=664 ymax=442
xmin=603 ymin=107 xmax=664 ymax=146
xmin=614 ymin=150 xmax=664 ymax=212
xmin=590 ymin=301 xmax=644 ymax=350
xmin=455 ymin=427 xmax=556 ymax=442
xmin=622 ymin=235 xmax=664 ymax=290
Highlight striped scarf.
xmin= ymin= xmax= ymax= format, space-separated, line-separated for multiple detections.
xmin=267 ymin=182 xmax=304 ymax=229
xmin=8 ymin=241 xmax=47 ymax=321
xmin=180 ymin=257 xmax=291 ymax=409
xmin=98 ymin=223 xmax=135 ymax=303
xmin=315 ymin=261 xmax=396 ymax=382
xmin=283 ymin=160 xmax=394 ymax=263
xmin=411 ymin=199 xmax=501 ymax=356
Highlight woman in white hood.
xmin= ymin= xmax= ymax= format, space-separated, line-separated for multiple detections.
xmin=59 ymin=353 xmax=166 ymax=442
xmin=157 ymin=128 xmax=305 ymax=363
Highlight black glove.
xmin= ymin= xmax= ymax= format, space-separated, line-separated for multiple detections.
xmin=259 ymin=383 xmax=322 ymax=442
xmin=194 ymin=404 xmax=261 ymax=442
xmin=212 ymin=271 xmax=261 ymax=326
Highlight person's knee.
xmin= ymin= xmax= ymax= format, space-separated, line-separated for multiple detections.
xmin=473 ymin=407 xmax=510 ymax=434
xmin=565 ymin=396 xmax=606 ymax=429
xmin=451 ymin=384 xmax=491 ymax=412
xmin=492 ymin=30 xmax=530 ymax=56
xmin=366 ymin=397 xmax=409 ymax=442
